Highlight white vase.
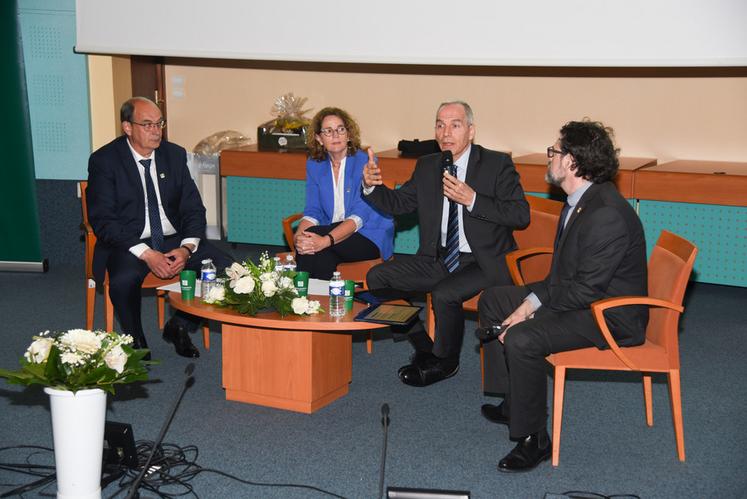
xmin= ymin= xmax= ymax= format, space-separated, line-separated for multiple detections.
xmin=45 ymin=387 xmax=107 ymax=499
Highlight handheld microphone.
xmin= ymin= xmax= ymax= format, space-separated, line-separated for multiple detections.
xmin=378 ymin=403 xmax=390 ymax=499
xmin=124 ymin=363 xmax=196 ymax=499
xmin=475 ymin=325 xmax=502 ymax=342
xmin=441 ymin=150 xmax=455 ymax=176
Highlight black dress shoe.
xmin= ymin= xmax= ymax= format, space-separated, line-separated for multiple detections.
xmin=396 ymin=350 xmax=436 ymax=377
xmin=497 ymin=429 xmax=551 ymax=473
xmin=410 ymin=350 xmax=436 ymax=368
xmin=481 ymin=403 xmax=509 ymax=425
xmin=398 ymin=357 xmax=459 ymax=387
xmin=131 ymin=336 xmax=152 ymax=361
xmin=163 ymin=321 xmax=200 ymax=358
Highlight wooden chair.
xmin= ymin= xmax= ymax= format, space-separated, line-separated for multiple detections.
xmin=80 ymin=181 xmax=210 ymax=350
xmin=280 ymin=214 xmax=384 ymax=286
xmin=546 ymin=230 xmax=697 ymax=466
xmin=280 ymin=179 xmax=397 ymax=354
xmin=425 ymin=195 xmax=564 ymax=340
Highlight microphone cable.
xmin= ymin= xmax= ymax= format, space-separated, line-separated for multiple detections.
xmin=378 ymin=403 xmax=390 ymax=499
xmin=124 ymin=363 xmax=195 ymax=499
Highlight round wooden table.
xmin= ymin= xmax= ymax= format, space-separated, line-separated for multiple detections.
xmin=168 ymin=292 xmax=387 ymax=413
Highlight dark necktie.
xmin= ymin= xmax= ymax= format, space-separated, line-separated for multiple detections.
xmin=139 ymin=159 xmax=164 ymax=251
xmin=554 ymin=202 xmax=572 ymax=249
xmin=443 ymin=166 xmax=460 ymax=273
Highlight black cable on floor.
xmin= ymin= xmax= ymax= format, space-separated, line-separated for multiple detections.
xmin=2 ymin=441 xmax=348 ymax=498
xmin=106 ymin=440 xmax=348 ymax=499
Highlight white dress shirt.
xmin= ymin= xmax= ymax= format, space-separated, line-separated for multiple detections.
xmin=440 ymin=147 xmax=476 ymax=252
xmin=126 ymin=139 xmax=200 ymax=257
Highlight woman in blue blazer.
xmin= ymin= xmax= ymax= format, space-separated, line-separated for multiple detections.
xmin=294 ymin=107 xmax=394 ymax=279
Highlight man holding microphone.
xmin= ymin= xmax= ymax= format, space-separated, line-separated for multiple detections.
xmin=361 ymin=101 xmax=529 ymax=387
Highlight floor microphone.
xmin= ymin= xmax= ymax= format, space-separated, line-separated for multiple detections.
xmin=378 ymin=403 xmax=390 ymax=499
xmin=382 ymin=402 xmax=471 ymax=498
xmin=124 ymin=363 xmax=196 ymax=499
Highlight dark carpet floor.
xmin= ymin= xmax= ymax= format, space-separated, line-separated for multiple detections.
xmin=0 ymin=257 xmax=746 ymax=498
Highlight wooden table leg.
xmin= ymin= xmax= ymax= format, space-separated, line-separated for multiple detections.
xmin=221 ymin=324 xmax=352 ymax=413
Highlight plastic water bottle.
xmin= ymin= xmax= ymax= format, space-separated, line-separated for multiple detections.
xmin=329 ymin=271 xmax=345 ymax=317
xmin=200 ymin=258 xmax=217 ymax=299
xmin=273 ymin=256 xmax=282 ymax=273
xmin=284 ymin=254 xmax=297 ymax=273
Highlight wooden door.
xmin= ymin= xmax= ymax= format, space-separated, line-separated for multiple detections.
xmin=130 ymin=55 xmax=168 ymax=140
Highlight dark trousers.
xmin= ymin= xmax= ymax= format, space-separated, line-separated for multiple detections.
xmin=366 ymin=252 xmax=511 ymax=359
xmin=295 ymin=223 xmax=381 ymax=280
xmin=106 ymin=236 xmax=233 ymax=345
xmin=478 ymin=285 xmax=596 ymax=438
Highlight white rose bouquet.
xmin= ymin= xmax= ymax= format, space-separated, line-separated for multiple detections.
xmin=205 ymin=252 xmax=322 ymax=317
xmin=0 ymin=329 xmax=152 ymax=394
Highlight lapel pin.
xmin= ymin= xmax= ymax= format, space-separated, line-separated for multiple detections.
xmin=576 ymin=207 xmax=582 ymax=214
xmin=159 ymin=173 xmax=165 ymax=179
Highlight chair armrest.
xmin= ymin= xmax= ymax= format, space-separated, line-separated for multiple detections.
xmin=590 ymin=296 xmax=684 ymax=370
xmin=282 ymin=213 xmax=303 ymax=253
xmin=505 ymin=247 xmax=554 ymax=286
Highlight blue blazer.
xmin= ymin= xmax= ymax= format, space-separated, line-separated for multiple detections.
xmin=304 ymin=149 xmax=394 ymax=260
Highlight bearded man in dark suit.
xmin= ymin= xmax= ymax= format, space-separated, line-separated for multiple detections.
xmin=477 ymin=120 xmax=648 ymax=472
xmin=362 ymin=101 xmax=529 ymax=387
xmin=87 ymin=97 xmax=232 ymax=359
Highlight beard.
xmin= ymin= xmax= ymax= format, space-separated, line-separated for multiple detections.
xmin=545 ymin=164 xmax=564 ymax=187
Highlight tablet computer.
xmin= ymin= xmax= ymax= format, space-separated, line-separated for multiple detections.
xmin=354 ymin=303 xmax=422 ymax=326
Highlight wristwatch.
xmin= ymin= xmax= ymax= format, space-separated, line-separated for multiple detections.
xmin=180 ymin=245 xmax=194 ymax=258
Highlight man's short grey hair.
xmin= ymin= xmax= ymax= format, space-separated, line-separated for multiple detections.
xmin=436 ymin=101 xmax=474 ymax=126
xmin=120 ymin=96 xmax=158 ymax=123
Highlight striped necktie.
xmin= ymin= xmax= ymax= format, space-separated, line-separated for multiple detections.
xmin=443 ymin=165 xmax=460 ymax=273
xmin=139 ymin=159 xmax=164 ymax=251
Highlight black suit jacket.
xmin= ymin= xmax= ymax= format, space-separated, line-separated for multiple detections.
xmin=87 ymin=135 xmax=206 ymax=283
xmin=528 ymin=182 xmax=649 ymax=347
xmin=365 ymin=144 xmax=529 ymax=283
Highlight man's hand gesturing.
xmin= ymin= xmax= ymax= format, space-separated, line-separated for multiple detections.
xmin=362 ymin=148 xmax=382 ymax=188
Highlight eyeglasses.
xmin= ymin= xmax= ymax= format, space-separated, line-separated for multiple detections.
xmin=319 ymin=125 xmax=347 ymax=137
xmin=547 ymin=147 xmax=565 ymax=158
xmin=131 ymin=120 xmax=167 ymax=131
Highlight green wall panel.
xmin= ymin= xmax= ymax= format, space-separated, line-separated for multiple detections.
xmin=226 ymin=184 xmax=747 ymax=286
xmin=639 ymin=200 xmax=747 ymax=287
xmin=226 ymin=177 xmax=420 ymax=254
xmin=19 ymin=0 xmax=90 ymax=180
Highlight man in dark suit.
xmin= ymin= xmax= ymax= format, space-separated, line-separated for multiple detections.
xmin=362 ymin=101 xmax=529 ymax=387
xmin=87 ymin=97 xmax=232 ymax=358
xmin=477 ymin=120 xmax=648 ymax=472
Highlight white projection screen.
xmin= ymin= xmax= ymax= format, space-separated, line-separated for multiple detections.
xmin=76 ymin=0 xmax=747 ymax=67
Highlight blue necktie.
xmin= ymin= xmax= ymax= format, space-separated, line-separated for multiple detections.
xmin=554 ymin=202 xmax=572 ymax=249
xmin=443 ymin=166 xmax=460 ymax=273
xmin=139 ymin=159 xmax=164 ymax=251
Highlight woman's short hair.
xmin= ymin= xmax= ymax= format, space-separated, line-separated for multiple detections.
xmin=306 ymin=107 xmax=362 ymax=161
